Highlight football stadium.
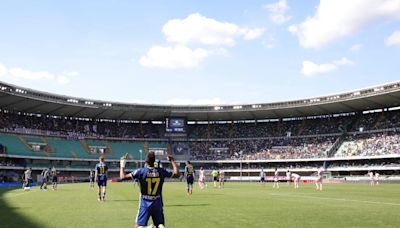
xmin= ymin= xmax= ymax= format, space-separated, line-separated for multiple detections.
xmin=1 ymin=1 xmax=400 ymax=228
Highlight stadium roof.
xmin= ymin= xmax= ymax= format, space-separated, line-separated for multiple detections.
xmin=0 ymin=80 xmax=400 ymax=121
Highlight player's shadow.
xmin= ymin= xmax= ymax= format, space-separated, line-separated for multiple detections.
xmin=0 ymin=187 xmax=42 ymax=228
xmin=165 ymin=203 xmax=210 ymax=207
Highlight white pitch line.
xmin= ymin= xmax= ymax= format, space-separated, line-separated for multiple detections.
xmin=270 ymin=193 xmax=400 ymax=207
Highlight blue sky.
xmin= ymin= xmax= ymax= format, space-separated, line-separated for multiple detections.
xmin=0 ymin=0 xmax=399 ymax=105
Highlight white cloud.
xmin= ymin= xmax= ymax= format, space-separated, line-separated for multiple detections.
xmin=262 ymin=35 xmax=277 ymax=49
xmin=289 ymin=0 xmax=400 ymax=48
xmin=0 ymin=63 xmax=75 ymax=85
xmin=0 ymin=64 xmax=7 ymax=76
xmin=139 ymin=45 xmax=209 ymax=69
xmin=301 ymin=57 xmax=353 ymax=77
xmin=162 ymin=13 xmax=264 ymax=46
xmin=385 ymin=30 xmax=400 ymax=46
xmin=140 ymin=13 xmax=265 ymax=69
xmin=264 ymin=0 xmax=291 ymax=24
xmin=302 ymin=61 xmax=336 ymax=77
xmin=166 ymin=97 xmax=223 ymax=105
xmin=63 ymin=71 xmax=79 ymax=77
xmin=333 ymin=57 xmax=354 ymax=65
xmin=239 ymin=28 xmax=265 ymax=40
xmin=56 ymin=75 xmax=71 ymax=85
xmin=8 ymin=67 xmax=55 ymax=80
xmin=349 ymin=44 xmax=363 ymax=51
xmin=128 ymin=99 xmax=148 ymax=104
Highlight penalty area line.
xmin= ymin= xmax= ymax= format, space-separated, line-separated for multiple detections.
xmin=270 ymin=193 xmax=400 ymax=207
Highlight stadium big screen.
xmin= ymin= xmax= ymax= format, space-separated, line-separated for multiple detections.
xmin=165 ymin=117 xmax=186 ymax=133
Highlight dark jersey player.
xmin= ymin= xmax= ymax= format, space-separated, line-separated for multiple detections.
xmin=51 ymin=167 xmax=58 ymax=191
xmin=120 ymin=151 xmax=178 ymax=228
xmin=184 ymin=161 xmax=195 ymax=196
xmin=95 ymin=156 xmax=108 ymax=201
xmin=40 ymin=168 xmax=50 ymax=190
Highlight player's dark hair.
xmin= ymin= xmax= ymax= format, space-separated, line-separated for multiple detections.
xmin=186 ymin=160 xmax=191 ymax=164
xmin=99 ymin=155 xmax=105 ymax=162
xmin=146 ymin=151 xmax=156 ymax=167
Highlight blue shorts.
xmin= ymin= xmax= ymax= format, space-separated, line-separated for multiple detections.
xmin=186 ymin=175 xmax=194 ymax=185
xmin=260 ymin=177 xmax=265 ymax=182
xmin=97 ymin=178 xmax=107 ymax=187
xmin=42 ymin=177 xmax=48 ymax=183
xmin=52 ymin=176 xmax=58 ymax=183
xmin=136 ymin=198 xmax=164 ymax=226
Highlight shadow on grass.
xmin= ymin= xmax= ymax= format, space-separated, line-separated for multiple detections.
xmin=0 ymin=187 xmax=41 ymax=228
xmin=166 ymin=203 xmax=210 ymax=207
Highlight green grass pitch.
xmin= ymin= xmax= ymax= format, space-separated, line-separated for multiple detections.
xmin=1 ymin=182 xmax=400 ymax=227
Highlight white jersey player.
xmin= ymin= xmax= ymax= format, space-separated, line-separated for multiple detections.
xmin=23 ymin=168 xmax=32 ymax=190
xmin=198 ymin=167 xmax=206 ymax=189
xmin=273 ymin=168 xmax=279 ymax=189
xmin=368 ymin=171 xmax=375 ymax=186
xmin=219 ymin=170 xmax=225 ymax=189
xmin=374 ymin=172 xmax=380 ymax=185
xmin=291 ymin=173 xmax=301 ymax=189
xmin=286 ymin=170 xmax=291 ymax=185
xmin=315 ymin=167 xmax=324 ymax=191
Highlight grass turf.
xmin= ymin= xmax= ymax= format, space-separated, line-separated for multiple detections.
xmin=1 ymin=182 xmax=400 ymax=227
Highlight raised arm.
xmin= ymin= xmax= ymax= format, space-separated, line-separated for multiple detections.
xmin=119 ymin=157 xmax=132 ymax=180
xmin=167 ymin=155 xmax=179 ymax=177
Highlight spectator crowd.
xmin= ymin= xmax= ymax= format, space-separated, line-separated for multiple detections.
xmin=1 ymin=110 xmax=400 ymax=160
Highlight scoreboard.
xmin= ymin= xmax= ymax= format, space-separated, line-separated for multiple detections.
xmin=165 ymin=117 xmax=186 ymax=133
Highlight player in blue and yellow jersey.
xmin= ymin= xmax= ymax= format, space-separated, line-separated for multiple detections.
xmin=120 ymin=151 xmax=178 ymax=228
xmin=51 ymin=167 xmax=58 ymax=191
xmin=95 ymin=155 xmax=108 ymax=201
xmin=184 ymin=161 xmax=195 ymax=196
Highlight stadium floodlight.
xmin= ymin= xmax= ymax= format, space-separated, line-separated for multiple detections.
xmin=15 ymin=89 xmax=27 ymax=94
xmin=67 ymin=99 xmax=79 ymax=103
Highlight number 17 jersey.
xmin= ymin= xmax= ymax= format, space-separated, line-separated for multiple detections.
xmin=131 ymin=166 xmax=173 ymax=200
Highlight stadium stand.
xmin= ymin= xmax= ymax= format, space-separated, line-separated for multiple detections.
xmin=1 ymin=110 xmax=400 ymax=161
xmin=1 ymin=81 xmax=400 ymax=182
